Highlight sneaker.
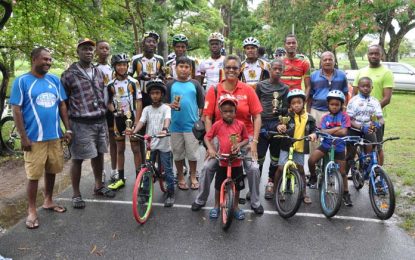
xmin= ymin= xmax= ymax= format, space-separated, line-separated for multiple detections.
xmin=343 ymin=193 xmax=353 ymax=207
xmin=264 ymin=181 xmax=274 ymax=200
xmin=110 ymin=170 xmax=118 ymax=182
xmin=251 ymin=204 xmax=264 ymax=215
xmin=308 ymin=177 xmax=317 ymax=189
xmin=164 ymin=193 xmax=175 ymax=207
xmin=108 ymin=179 xmax=125 ymax=190
xmin=246 ymin=191 xmax=251 ymax=201
xmin=191 ymin=202 xmax=205 ymax=211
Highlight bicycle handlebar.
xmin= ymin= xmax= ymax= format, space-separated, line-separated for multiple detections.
xmin=266 ymin=131 xmax=310 ymax=142
xmin=131 ymin=133 xmax=171 ymax=140
xmin=316 ymin=131 xmax=360 ymax=143
xmin=353 ymin=136 xmax=400 ymax=146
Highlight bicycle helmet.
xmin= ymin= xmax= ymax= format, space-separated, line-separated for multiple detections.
xmin=111 ymin=53 xmax=130 ymax=67
xmin=208 ymin=32 xmax=224 ymax=43
xmin=287 ymin=89 xmax=306 ymax=103
xmin=218 ymin=94 xmax=238 ymax=110
xmin=143 ymin=31 xmax=159 ymax=42
xmin=274 ymin=47 xmax=286 ymax=56
xmin=146 ymin=78 xmax=166 ymax=95
xmin=172 ymin=34 xmax=188 ymax=46
xmin=326 ymin=90 xmax=345 ymax=103
xmin=243 ymin=37 xmax=260 ymax=48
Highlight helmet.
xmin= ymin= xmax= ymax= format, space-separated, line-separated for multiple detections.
xmin=218 ymin=94 xmax=238 ymax=109
xmin=243 ymin=37 xmax=260 ymax=48
xmin=208 ymin=32 xmax=224 ymax=43
xmin=287 ymin=89 xmax=306 ymax=103
xmin=143 ymin=31 xmax=159 ymax=42
xmin=326 ymin=90 xmax=345 ymax=103
xmin=111 ymin=53 xmax=130 ymax=67
xmin=275 ymin=47 xmax=286 ymax=55
xmin=172 ymin=34 xmax=188 ymax=46
xmin=146 ymin=78 xmax=166 ymax=95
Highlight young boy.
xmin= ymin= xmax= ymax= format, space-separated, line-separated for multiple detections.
xmin=107 ymin=53 xmax=142 ymax=190
xmin=133 ymin=79 xmax=175 ymax=207
xmin=204 ymin=95 xmax=249 ymax=220
xmin=345 ymin=77 xmax=384 ymax=183
xmin=276 ymin=89 xmax=317 ymax=204
xmin=166 ymin=56 xmax=204 ymax=190
xmin=308 ymin=90 xmax=352 ymax=206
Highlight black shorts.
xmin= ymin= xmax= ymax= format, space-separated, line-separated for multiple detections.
xmin=106 ymin=110 xmax=114 ymax=130
xmin=114 ymin=115 xmax=137 ymax=141
xmin=215 ymin=166 xmax=245 ymax=191
xmin=317 ymin=145 xmax=345 ymax=160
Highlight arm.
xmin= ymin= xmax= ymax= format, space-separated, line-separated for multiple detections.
xmin=204 ymin=135 xmax=217 ymax=158
xmin=160 ymin=118 xmax=171 ymax=135
xmin=59 ymin=101 xmax=72 ymax=143
xmin=380 ymin=88 xmax=392 ymax=108
xmin=12 ymin=105 xmax=31 ymax=151
xmin=134 ymin=99 xmax=143 ymax=125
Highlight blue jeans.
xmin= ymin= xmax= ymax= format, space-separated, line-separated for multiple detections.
xmin=151 ymin=150 xmax=174 ymax=193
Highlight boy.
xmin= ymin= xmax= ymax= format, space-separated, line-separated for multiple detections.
xmin=308 ymin=90 xmax=352 ymax=206
xmin=276 ymin=89 xmax=317 ymax=204
xmin=107 ymin=54 xmax=142 ymax=190
xmin=205 ymin=95 xmax=249 ymax=220
xmin=345 ymin=77 xmax=384 ymax=181
xmin=133 ymin=78 xmax=175 ymax=207
xmin=166 ymin=56 xmax=204 ymax=190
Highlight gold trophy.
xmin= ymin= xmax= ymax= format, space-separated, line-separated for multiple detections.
xmin=125 ymin=111 xmax=133 ymax=132
xmin=279 ymin=115 xmax=291 ymax=126
xmin=174 ymin=95 xmax=181 ymax=111
xmin=370 ymin=114 xmax=377 ymax=131
xmin=272 ymin=92 xmax=280 ymax=113
xmin=230 ymin=134 xmax=238 ymax=155
xmin=163 ymin=66 xmax=171 ymax=79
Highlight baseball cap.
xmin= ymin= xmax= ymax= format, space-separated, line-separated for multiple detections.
xmin=77 ymin=38 xmax=96 ymax=48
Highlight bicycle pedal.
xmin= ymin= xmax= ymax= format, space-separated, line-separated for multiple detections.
xmin=238 ymin=198 xmax=246 ymax=204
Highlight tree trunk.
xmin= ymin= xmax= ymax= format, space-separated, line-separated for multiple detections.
xmin=347 ymin=46 xmax=358 ymax=70
xmin=125 ymin=0 xmax=140 ymax=54
xmin=156 ymin=0 xmax=168 ymax=60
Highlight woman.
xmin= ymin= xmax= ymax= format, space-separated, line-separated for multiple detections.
xmin=191 ymin=55 xmax=264 ymax=215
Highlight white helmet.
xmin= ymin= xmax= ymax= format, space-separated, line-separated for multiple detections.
xmin=327 ymin=90 xmax=346 ymax=103
xmin=243 ymin=37 xmax=260 ymax=48
xmin=208 ymin=32 xmax=224 ymax=43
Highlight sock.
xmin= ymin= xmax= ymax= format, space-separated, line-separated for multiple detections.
xmin=118 ymin=169 xmax=124 ymax=180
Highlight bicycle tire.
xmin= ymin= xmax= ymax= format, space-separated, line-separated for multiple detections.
xmin=0 ymin=116 xmax=20 ymax=154
xmin=154 ymin=152 xmax=167 ymax=193
xmin=351 ymin=159 xmax=364 ymax=190
xmin=132 ymin=168 xmax=154 ymax=224
xmin=275 ymin=167 xmax=303 ymax=218
xmin=319 ymin=162 xmax=344 ymax=218
xmin=369 ymin=167 xmax=395 ymax=220
xmin=221 ymin=181 xmax=234 ymax=231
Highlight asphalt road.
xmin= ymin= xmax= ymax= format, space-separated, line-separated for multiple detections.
xmin=1 ymin=145 xmax=414 ymax=259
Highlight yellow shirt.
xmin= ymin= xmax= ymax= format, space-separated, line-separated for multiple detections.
xmin=293 ymin=111 xmax=308 ymax=153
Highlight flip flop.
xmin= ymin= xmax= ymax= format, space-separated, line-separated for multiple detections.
xmin=25 ymin=217 xmax=39 ymax=229
xmin=42 ymin=205 xmax=67 ymax=213
xmin=303 ymin=195 xmax=312 ymax=204
xmin=177 ymin=182 xmax=189 ymax=190
xmin=190 ymin=182 xmax=199 ymax=190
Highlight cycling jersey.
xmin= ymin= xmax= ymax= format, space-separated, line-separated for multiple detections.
xmin=165 ymin=56 xmax=201 ymax=80
xmin=96 ymin=63 xmax=113 ymax=105
xmin=198 ymin=56 xmax=225 ymax=91
xmin=346 ymin=94 xmax=383 ymax=126
xmin=107 ymin=76 xmax=142 ymax=117
xmin=240 ymin=59 xmax=270 ymax=89
xmin=281 ymin=55 xmax=310 ymax=90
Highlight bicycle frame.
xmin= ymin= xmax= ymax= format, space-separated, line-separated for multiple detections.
xmin=281 ymin=146 xmax=298 ymax=193
xmin=219 ymin=155 xmax=237 ymax=210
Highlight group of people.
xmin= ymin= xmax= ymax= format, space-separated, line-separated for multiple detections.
xmin=10 ymin=30 xmax=393 ymax=228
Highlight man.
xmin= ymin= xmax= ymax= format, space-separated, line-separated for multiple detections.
xmin=280 ymin=34 xmax=311 ymax=97
xmin=198 ymin=32 xmax=226 ymax=91
xmin=95 ymin=40 xmax=118 ymax=182
xmin=308 ymin=51 xmax=349 ymax=126
xmin=10 ymin=47 xmax=71 ymax=229
xmin=274 ymin=47 xmax=286 ymax=60
xmin=61 ymin=38 xmax=115 ymax=209
xmin=240 ymin=37 xmax=270 ymax=89
xmin=352 ymin=45 xmax=394 ymax=165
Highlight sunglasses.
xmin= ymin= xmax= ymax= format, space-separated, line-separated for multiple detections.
xmin=224 ymin=66 xmax=240 ymax=71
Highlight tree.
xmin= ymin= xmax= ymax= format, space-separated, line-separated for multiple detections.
xmin=399 ymin=37 xmax=413 ymax=58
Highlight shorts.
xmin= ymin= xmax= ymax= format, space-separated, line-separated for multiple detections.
xmin=376 ymin=124 xmax=385 ymax=149
xmin=114 ymin=115 xmax=138 ymax=141
xmin=24 ymin=139 xmax=63 ymax=180
xmin=70 ymin=119 xmax=108 ymax=160
xmin=317 ymin=145 xmax=345 ymax=160
xmin=278 ymin=150 xmax=304 ymax=166
xmin=215 ymin=166 xmax=245 ymax=191
xmin=348 ymin=128 xmax=377 ymax=143
xmin=170 ymin=132 xmax=199 ymax=161
xmin=106 ymin=111 xmax=114 ymax=131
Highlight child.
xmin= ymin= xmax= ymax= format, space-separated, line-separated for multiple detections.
xmin=276 ymin=89 xmax=317 ymax=204
xmin=345 ymin=77 xmax=384 ymax=184
xmin=133 ymin=78 xmax=175 ymax=207
xmin=204 ymin=94 xmax=249 ymax=220
xmin=308 ymin=90 xmax=352 ymax=206
xmin=107 ymin=54 xmax=142 ymax=190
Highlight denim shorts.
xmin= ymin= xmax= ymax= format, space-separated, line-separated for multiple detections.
xmin=278 ymin=150 xmax=304 ymax=166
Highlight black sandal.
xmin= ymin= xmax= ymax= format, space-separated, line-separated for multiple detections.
xmin=94 ymin=186 xmax=116 ymax=198
xmin=72 ymin=196 xmax=86 ymax=209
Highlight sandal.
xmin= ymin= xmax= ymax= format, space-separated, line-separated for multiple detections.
xmin=94 ymin=186 xmax=116 ymax=198
xmin=177 ymin=182 xmax=189 ymax=190
xmin=190 ymin=181 xmax=199 ymax=190
xmin=25 ymin=217 xmax=39 ymax=229
xmin=234 ymin=209 xmax=245 ymax=220
xmin=42 ymin=205 xmax=67 ymax=213
xmin=72 ymin=196 xmax=86 ymax=209
xmin=209 ymin=208 xmax=220 ymax=219
xmin=303 ymin=195 xmax=312 ymax=204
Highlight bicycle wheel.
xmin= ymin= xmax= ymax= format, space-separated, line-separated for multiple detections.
xmin=221 ymin=181 xmax=234 ymax=231
xmin=319 ymin=162 xmax=344 ymax=218
xmin=275 ymin=167 xmax=303 ymax=218
xmin=132 ymin=168 xmax=154 ymax=224
xmin=0 ymin=116 xmax=20 ymax=154
xmin=154 ymin=152 xmax=167 ymax=193
xmin=351 ymin=159 xmax=364 ymax=190
xmin=369 ymin=167 xmax=395 ymax=220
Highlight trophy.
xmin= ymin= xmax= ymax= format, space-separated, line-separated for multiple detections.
xmin=163 ymin=66 xmax=172 ymax=79
xmin=272 ymin=92 xmax=280 ymax=113
xmin=279 ymin=115 xmax=291 ymax=126
xmin=125 ymin=111 xmax=133 ymax=132
xmin=370 ymin=114 xmax=377 ymax=131
xmin=174 ymin=95 xmax=181 ymax=111
xmin=114 ymin=95 xmax=122 ymax=116
xmin=230 ymin=134 xmax=238 ymax=154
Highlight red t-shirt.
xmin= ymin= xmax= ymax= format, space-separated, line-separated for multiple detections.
xmin=203 ymin=81 xmax=263 ymax=136
xmin=205 ymin=119 xmax=249 ymax=167
xmin=281 ymin=56 xmax=310 ymax=90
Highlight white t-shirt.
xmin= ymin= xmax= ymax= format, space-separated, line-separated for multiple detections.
xmin=140 ymin=104 xmax=171 ymax=152
xmin=97 ymin=63 xmax=113 ymax=105
xmin=198 ymin=56 xmax=225 ymax=91
xmin=346 ymin=94 xmax=383 ymax=126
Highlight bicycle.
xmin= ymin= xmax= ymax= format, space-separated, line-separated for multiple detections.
xmin=349 ymin=136 xmax=398 ymax=220
xmin=314 ymin=132 xmax=359 ymax=218
xmin=0 ymin=100 xmax=21 ymax=154
xmin=267 ymin=131 xmax=309 ymax=218
xmin=132 ymin=133 xmax=170 ymax=224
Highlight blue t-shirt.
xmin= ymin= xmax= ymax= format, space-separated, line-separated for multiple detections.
xmin=169 ymin=81 xmax=199 ymax=133
xmin=320 ymin=111 xmax=351 ymax=152
xmin=310 ymin=69 xmax=349 ymax=111
xmin=10 ymin=73 xmax=67 ymax=142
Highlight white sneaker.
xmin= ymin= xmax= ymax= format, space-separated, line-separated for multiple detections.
xmin=110 ymin=169 xmax=119 ymax=182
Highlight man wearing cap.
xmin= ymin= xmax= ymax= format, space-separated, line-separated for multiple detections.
xmin=61 ymin=38 xmax=115 ymax=209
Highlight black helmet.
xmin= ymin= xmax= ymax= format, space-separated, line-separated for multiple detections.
xmin=111 ymin=53 xmax=130 ymax=67
xmin=146 ymin=78 xmax=166 ymax=95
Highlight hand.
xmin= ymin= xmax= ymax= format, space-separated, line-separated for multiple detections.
xmin=158 ymin=130 xmax=168 ymax=136
xmin=207 ymin=148 xmax=216 ymax=158
xmin=250 ymin=141 xmax=258 ymax=161
xmin=231 ymin=144 xmax=241 ymax=154
xmin=21 ymin=136 xmax=32 ymax=152
xmin=362 ymin=125 xmax=373 ymax=134
xmin=277 ymin=124 xmax=287 ymax=133
xmin=64 ymin=132 xmax=72 ymax=144
xmin=138 ymin=72 xmax=150 ymax=81
xmin=308 ymin=133 xmax=317 ymax=142
xmin=169 ymin=102 xmax=179 ymax=110
xmin=125 ymin=129 xmax=133 ymax=136
xmin=373 ymin=122 xmax=382 ymax=129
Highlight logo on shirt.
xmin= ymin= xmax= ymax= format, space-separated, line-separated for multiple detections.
xmin=36 ymin=92 xmax=57 ymax=108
